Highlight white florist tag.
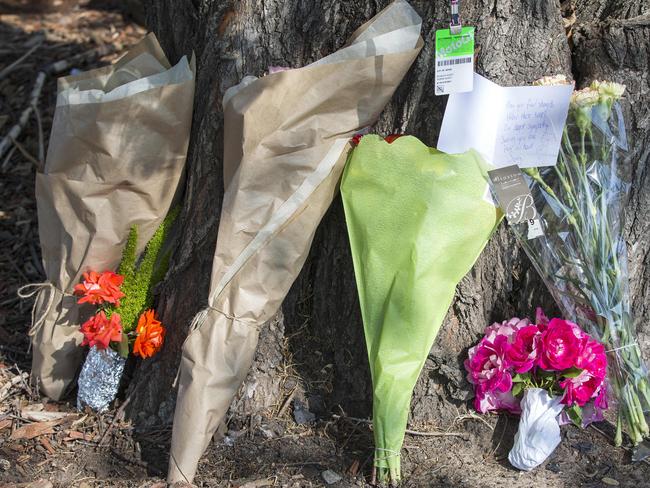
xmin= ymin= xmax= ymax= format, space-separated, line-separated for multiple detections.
xmin=527 ymin=218 xmax=544 ymax=239
xmin=434 ymin=26 xmax=475 ymax=95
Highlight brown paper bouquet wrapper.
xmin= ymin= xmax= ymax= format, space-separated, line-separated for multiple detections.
xmin=168 ymin=0 xmax=423 ymax=482
xmin=26 ymin=33 xmax=195 ymax=400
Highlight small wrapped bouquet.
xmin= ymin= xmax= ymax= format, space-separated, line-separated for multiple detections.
xmin=508 ymin=77 xmax=649 ymax=445
xmin=342 ymin=134 xmax=502 ymax=483
xmin=75 ymin=211 xmax=176 ymax=412
xmin=168 ymin=1 xmax=423 ymax=482
xmin=466 ymin=311 xmax=608 ymax=470
xmin=23 ymin=33 xmax=194 ymax=400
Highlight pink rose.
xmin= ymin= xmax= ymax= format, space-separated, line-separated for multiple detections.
xmin=559 ymin=336 xmax=608 ymax=407
xmin=465 ymin=335 xmax=513 ymax=396
xmin=506 ymin=325 xmax=541 ymax=373
xmin=475 ymin=388 xmax=521 ymax=414
xmin=560 ymin=370 xmax=603 ymax=407
xmin=560 ymin=338 xmax=607 ymax=408
xmin=576 ymin=338 xmax=607 ymax=378
xmin=537 ymin=318 xmax=584 ymax=371
xmin=484 ymin=317 xmax=530 ymax=343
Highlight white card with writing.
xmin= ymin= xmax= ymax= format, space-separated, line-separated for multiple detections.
xmin=437 ymin=73 xmax=573 ymax=168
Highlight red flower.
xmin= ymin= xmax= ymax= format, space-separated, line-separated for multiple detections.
xmin=465 ymin=335 xmax=514 ymax=403
xmin=74 ymin=270 xmax=125 ymax=306
xmin=560 ymin=370 xmax=604 ymax=407
xmin=506 ymin=325 xmax=541 ymax=373
xmin=80 ymin=311 xmax=123 ymax=349
xmin=350 ymin=134 xmax=403 ymax=146
xmin=576 ymin=338 xmax=608 ymax=378
xmin=133 ymin=310 xmax=165 ymax=359
xmin=537 ymin=318 xmax=584 ymax=371
xmin=384 ymin=134 xmax=403 ymax=143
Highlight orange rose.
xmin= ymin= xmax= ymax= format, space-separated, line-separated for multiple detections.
xmin=80 ymin=311 xmax=123 ymax=349
xmin=74 ymin=270 xmax=125 ymax=306
xmin=133 ymin=310 xmax=165 ymax=359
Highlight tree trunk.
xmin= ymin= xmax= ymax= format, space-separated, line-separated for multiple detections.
xmin=128 ymin=0 xmax=650 ymax=445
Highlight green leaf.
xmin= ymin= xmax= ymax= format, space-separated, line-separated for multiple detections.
xmin=537 ymin=369 xmax=556 ymax=379
xmin=512 ymin=373 xmax=531 ymax=383
xmin=566 ymin=404 xmax=583 ymax=428
xmin=117 ymin=332 xmax=130 ymax=358
xmin=512 ymin=382 xmax=524 ymax=397
xmin=562 ymin=367 xmax=584 ymax=379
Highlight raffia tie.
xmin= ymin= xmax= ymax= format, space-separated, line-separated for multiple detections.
xmin=17 ymin=282 xmax=71 ymax=337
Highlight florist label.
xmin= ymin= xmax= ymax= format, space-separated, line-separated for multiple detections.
xmin=434 ymin=26 xmax=475 ymax=95
xmin=487 ymin=165 xmax=544 ymax=239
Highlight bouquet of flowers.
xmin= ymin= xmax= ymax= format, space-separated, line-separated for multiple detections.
xmin=342 ymin=134 xmax=502 ymax=483
xmin=508 ymin=77 xmax=648 ymax=445
xmin=22 ymin=33 xmax=194 ymax=400
xmin=168 ymin=1 xmax=423 ymax=482
xmin=466 ymin=311 xmax=608 ymax=470
xmin=75 ymin=209 xmax=176 ymax=411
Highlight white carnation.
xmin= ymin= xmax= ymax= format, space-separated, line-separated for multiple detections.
xmin=570 ymin=87 xmax=600 ymax=109
xmin=591 ymin=80 xmax=626 ymax=99
xmin=533 ymin=74 xmax=571 ymax=86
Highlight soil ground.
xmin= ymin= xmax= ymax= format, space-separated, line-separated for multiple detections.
xmin=1 ymin=2 xmax=650 ymax=488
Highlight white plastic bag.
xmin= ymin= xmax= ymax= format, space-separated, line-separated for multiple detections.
xmin=508 ymin=388 xmax=564 ymax=471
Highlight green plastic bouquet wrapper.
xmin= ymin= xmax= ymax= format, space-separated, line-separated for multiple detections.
xmin=341 ymin=135 xmax=502 ymax=483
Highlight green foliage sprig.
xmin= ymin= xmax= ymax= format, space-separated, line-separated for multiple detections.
xmin=105 ymin=207 xmax=179 ymax=335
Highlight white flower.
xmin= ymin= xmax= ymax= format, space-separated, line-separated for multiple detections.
xmin=570 ymin=88 xmax=600 ymax=132
xmin=590 ymin=80 xmax=626 ymax=99
xmin=533 ymin=74 xmax=571 ymax=86
xmin=570 ymin=87 xmax=600 ymax=109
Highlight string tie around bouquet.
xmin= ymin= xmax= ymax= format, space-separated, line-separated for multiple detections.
xmin=374 ymin=447 xmax=401 ymax=462
xmin=187 ymin=305 xmax=264 ymax=335
xmin=606 ymin=342 xmax=640 ymax=353
xmin=17 ymin=282 xmax=72 ymax=337
xmin=172 ymin=304 xmax=263 ymax=388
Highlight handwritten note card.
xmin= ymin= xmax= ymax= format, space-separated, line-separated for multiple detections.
xmin=437 ymin=73 xmax=573 ymax=168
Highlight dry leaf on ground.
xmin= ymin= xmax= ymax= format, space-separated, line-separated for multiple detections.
xmin=64 ymin=430 xmax=95 ymax=442
xmin=9 ymin=419 xmax=63 ymax=440
xmin=21 ymin=408 xmax=75 ymax=422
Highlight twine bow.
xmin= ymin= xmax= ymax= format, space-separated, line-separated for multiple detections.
xmin=17 ymin=282 xmax=71 ymax=336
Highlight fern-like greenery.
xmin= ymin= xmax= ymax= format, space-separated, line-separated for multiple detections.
xmin=105 ymin=207 xmax=179 ymax=334
xmin=118 ymin=226 xmax=138 ymax=285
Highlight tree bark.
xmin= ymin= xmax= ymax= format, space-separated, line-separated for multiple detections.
xmin=127 ymin=0 xmax=650 ymax=441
